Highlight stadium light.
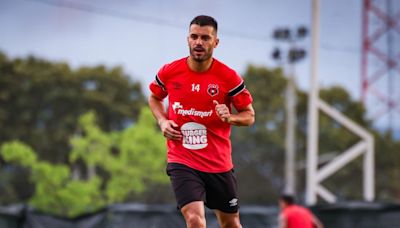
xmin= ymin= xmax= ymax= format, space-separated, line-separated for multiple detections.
xmin=272 ymin=26 xmax=309 ymax=195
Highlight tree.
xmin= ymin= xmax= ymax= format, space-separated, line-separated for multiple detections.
xmin=0 ymin=51 xmax=146 ymax=204
xmin=232 ymin=65 xmax=287 ymax=203
xmin=69 ymin=107 xmax=168 ymax=204
xmin=0 ymin=107 xmax=168 ymax=217
xmin=295 ymin=86 xmax=372 ymax=200
xmin=372 ymin=131 xmax=400 ymax=201
xmin=233 ymin=64 xmax=400 ymax=204
xmin=0 ymin=141 xmax=103 ymax=217
xmin=0 ymin=51 xmax=145 ymax=163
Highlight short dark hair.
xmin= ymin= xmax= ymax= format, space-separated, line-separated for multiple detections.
xmin=190 ymin=15 xmax=218 ymax=32
xmin=280 ymin=194 xmax=295 ymax=205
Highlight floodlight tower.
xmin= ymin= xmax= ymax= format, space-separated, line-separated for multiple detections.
xmin=306 ymin=0 xmax=375 ymax=205
xmin=361 ymin=0 xmax=400 ymax=134
xmin=272 ymin=26 xmax=308 ymax=195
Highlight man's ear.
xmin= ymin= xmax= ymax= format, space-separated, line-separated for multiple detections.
xmin=214 ymin=38 xmax=219 ymax=48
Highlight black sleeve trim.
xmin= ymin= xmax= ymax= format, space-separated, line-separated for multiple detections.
xmin=155 ymin=75 xmax=166 ymax=90
xmin=228 ymin=81 xmax=245 ymax=97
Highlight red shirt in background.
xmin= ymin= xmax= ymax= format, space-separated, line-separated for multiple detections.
xmin=281 ymin=205 xmax=314 ymax=228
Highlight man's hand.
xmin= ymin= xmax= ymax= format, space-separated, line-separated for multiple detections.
xmin=213 ymin=100 xmax=255 ymax=126
xmin=213 ymin=100 xmax=230 ymax=123
xmin=158 ymin=119 xmax=182 ymax=140
xmin=148 ymin=94 xmax=182 ymax=141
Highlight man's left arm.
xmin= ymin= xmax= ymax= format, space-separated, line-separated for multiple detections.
xmin=311 ymin=214 xmax=324 ymax=228
xmin=278 ymin=214 xmax=287 ymax=228
xmin=214 ymin=101 xmax=255 ymax=126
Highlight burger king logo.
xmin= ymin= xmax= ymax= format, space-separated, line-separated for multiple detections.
xmin=181 ymin=122 xmax=208 ymax=150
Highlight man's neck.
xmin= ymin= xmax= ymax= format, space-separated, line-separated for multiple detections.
xmin=187 ymin=57 xmax=213 ymax=73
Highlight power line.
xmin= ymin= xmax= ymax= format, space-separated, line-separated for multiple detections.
xmin=25 ymin=0 xmax=270 ymax=42
xmin=25 ymin=0 xmax=186 ymax=28
xmin=25 ymin=0 xmax=361 ymax=53
xmin=320 ymin=43 xmax=360 ymax=54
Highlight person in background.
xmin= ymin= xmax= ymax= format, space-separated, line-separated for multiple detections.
xmin=279 ymin=194 xmax=324 ymax=228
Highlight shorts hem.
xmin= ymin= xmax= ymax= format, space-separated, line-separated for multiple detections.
xmin=178 ymin=200 xmax=204 ymax=210
xmin=206 ymin=205 xmax=239 ymax=214
xmin=167 ymin=161 xmax=233 ymax=173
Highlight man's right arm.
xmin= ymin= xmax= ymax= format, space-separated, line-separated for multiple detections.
xmin=148 ymin=94 xmax=168 ymax=125
xmin=148 ymin=94 xmax=182 ymax=141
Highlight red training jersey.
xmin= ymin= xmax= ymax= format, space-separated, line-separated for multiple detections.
xmin=281 ymin=205 xmax=314 ymax=228
xmin=149 ymin=57 xmax=253 ymax=173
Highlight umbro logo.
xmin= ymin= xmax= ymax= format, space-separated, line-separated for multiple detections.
xmin=229 ymin=198 xmax=238 ymax=207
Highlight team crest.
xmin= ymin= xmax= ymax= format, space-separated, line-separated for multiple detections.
xmin=207 ymin=84 xmax=219 ymax=97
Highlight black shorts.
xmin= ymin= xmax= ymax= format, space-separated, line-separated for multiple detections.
xmin=166 ymin=163 xmax=239 ymax=213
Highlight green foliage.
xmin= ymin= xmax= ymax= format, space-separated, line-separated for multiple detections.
xmin=232 ymin=65 xmax=287 ymax=203
xmin=2 ymin=50 xmax=400 ymax=210
xmin=70 ymin=111 xmax=114 ymax=167
xmin=0 ymin=107 xmax=167 ymax=217
xmin=0 ymin=51 xmax=145 ymax=163
xmin=0 ymin=51 xmax=145 ymax=205
xmin=70 ymin=107 xmax=168 ymax=204
xmin=0 ymin=141 xmax=37 ymax=167
xmin=374 ymin=132 xmax=400 ymax=201
xmin=235 ymin=64 xmax=400 ymax=203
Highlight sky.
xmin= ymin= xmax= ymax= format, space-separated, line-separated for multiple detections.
xmin=0 ymin=0 xmax=399 ymax=131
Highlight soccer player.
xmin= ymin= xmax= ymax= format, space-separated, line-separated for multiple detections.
xmin=148 ymin=15 xmax=255 ymax=228
xmin=278 ymin=194 xmax=324 ymax=228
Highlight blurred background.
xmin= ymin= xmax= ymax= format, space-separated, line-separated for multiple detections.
xmin=0 ymin=0 xmax=400 ymax=227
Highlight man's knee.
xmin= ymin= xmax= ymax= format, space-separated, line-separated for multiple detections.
xmin=184 ymin=212 xmax=206 ymax=228
xmin=181 ymin=202 xmax=206 ymax=228
xmin=220 ymin=219 xmax=242 ymax=228
xmin=216 ymin=211 xmax=242 ymax=228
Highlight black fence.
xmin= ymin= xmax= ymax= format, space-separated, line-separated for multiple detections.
xmin=0 ymin=202 xmax=399 ymax=228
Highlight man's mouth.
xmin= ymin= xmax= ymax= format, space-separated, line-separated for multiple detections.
xmin=193 ymin=47 xmax=205 ymax=53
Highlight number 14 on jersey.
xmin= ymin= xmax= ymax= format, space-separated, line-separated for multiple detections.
xmin=191 ymin=83 xmax=200 ymax=92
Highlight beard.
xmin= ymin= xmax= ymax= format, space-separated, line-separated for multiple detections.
xmin=189 ymin=46 xmax=213 ymax=62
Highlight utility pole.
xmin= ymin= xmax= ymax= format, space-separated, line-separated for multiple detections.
xmin=306 ymin=0 xmax=320 ymax=205
xmin=272 ymin=26 xmax=307 ymax=195
xmin=285 ymin=63 xmax=296 ymax=195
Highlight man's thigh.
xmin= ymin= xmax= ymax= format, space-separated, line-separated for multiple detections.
xmin=214 ymin=210 xmax=242 ymax=228
xmin=202 ymin=169 xmax=240 ymax=213
xmin=166 ymin=163 xmax=206 ymax=209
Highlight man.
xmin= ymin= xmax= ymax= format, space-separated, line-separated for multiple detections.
xmin=279 ymin=194 xmax=324 ymax=228
xmin=148 ymin=15 xmax=255 ymax=228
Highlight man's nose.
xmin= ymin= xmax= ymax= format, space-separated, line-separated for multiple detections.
xmin=194 ymin=38 xmax=203 ymax=46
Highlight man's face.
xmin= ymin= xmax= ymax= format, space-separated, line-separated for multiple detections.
xmin=278 ymin=199 xmax=286 ymax=210
xmin=187 ymin=24 xmax=219 ymax=62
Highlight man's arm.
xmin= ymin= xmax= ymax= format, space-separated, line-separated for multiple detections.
xmin=148 ymin=94 xmax=182 ymax=140
xmin=311 ymin=214 xmax=324 ymax=228
xmin=278 ymin=214 xmax=287 ymax=228
xmin=229 ymin=104 xmax=255 ymax=126
xmin=213 ymin=101 xmax=255 ymax=126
